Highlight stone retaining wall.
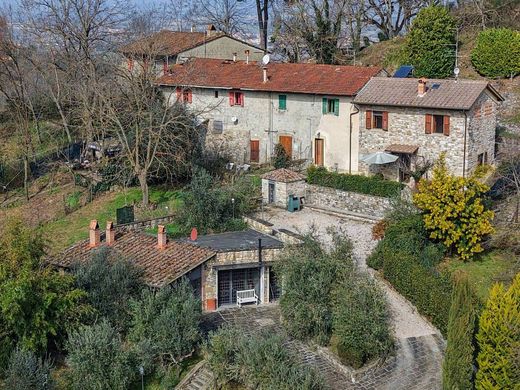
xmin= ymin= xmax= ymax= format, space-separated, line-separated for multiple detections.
xmin=116 ymin=214 xmax=176 ymax=230
xmin=305 ymin=184 xmax=391 ymax=219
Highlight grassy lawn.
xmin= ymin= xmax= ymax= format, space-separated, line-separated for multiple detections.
xmin=443 ymin=250 xmax=519 ymax=302
xmin=43 ymin=186 xmax=183 ymax=253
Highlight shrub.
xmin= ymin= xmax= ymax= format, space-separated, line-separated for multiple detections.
xmin=206 ymin=326 xmax=325 ymax=389
xmin=414 ymin=155 xmax=494 ymax=260
xmin=471 ymin=28 xmax=520 ymax=79
xmin=333 ymin=274 xmax=394 ymax=368
xmin=476 ymin=274 xmax=520 ymax=389
xmin=442 ymin=272 xmax=477 ymax=390
xmin=72 ymin=247 xmax=144 ymax=332
xmin=404 ymin=6 xmax=456 ymax=78
xmin=4 ymin=348 xmax=54 ymax=390
xmin=128 ymin=278 xmax=201 ymax=367
xmin=274 ymin=230 xmax=354 ymax=345
xmin=273 ymin=143 xmax=290 ymax=169
xmin=368 ymin=213 xmax=452 ymax=334
xmin=66 ymin=320 xmax=134 ymax=390
xmin=307 ymin=166 xmax=403 ymax=198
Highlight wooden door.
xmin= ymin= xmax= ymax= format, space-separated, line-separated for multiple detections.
xmin=279 ymin=135 xmax=292 ymax=158
xmin=314 ymin=138 xmax=324 ymax=166
xmin=250 ymin=140 xmax=260 ymax=163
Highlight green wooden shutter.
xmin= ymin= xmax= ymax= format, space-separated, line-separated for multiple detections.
xmin=322 ymin=97 xmax=328 ymax=114
xmin=334 ymin=99 xmax=340 ymax=116
xmin=279 ymin=95 xmax=287 ymax=110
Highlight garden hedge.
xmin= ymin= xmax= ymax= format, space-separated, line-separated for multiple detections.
xmin=307 ymin=166 xmax=403 ymax=198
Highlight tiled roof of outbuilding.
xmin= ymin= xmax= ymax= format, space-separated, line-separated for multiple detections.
xmin=49 ymin=231 xmax=215 ymax=288
xmin=353 ymin=77 xmax=504 ymax=110
xmin=262 ymin=168 xmax=306 ymax=183
xmin=156 ymin=58 xmax=383 ymax=96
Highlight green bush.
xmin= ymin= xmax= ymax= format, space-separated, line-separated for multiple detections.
xmin=471 ymin=28 xmax=520 ymax=79
xmin=442 ymin=272 xmax=477 ymax=390
xmin=4 ymin=348 xmax=54 ymax=390
xmin=404 ymin=6 xmax=456 ymax=78
xmin=206 ymin=326 xmax=325 ymax=389
xmin=307 ymin=166 xmax=403 ymax=198
xmin=274 ymin=231 xmax=354 ymax=345
xmin=333 ymin=275 xmax=394 ymax=368
xmin=66 ymin=320 xmax=134 ymax=390
xmin=72 ymin=247 xmax=144 ymax=332
xmin=273 ymin=143 xmax=290 ymax=169
xmin=128 ymin=278 xmax=201 ymax=367
xmin=368 ymin=213 xmax=452 ymax=334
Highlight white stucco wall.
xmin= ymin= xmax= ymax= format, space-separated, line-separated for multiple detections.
xmin=162 ymin=86 xmax=359 ymax=172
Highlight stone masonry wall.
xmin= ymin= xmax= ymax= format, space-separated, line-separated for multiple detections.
xmin=261 ymin=178 xmax=307 ymax=208
xmin=305 ymin=184 xmax=391 ymax=218
xmin=358 ymin=105 xmax=466 ymax=176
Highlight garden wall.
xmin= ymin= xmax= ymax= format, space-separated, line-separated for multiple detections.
xmin=305 ymin=184 xmax=391 ymax=219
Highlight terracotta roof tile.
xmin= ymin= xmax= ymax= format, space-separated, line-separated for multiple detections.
xmin=156 ymin=58 xmax=383 ymax=96
xmin=49 ymin=231 xmax=215 ymax=288
xmin=262 ymin=168 xmax=306 ymax=183
xmin=120 ymin=30 xmax=226 ymax=57
xmin=353 ymin=77 xmax=504 ymax=110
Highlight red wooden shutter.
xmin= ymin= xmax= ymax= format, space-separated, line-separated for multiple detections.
xmin=425 ymin=114 xmax=432 ymax=134
xmin=240 ymin=93 xmax=244 ymax=106
xmin=229 ymin=92 xmax=235 ymax=106
xmin=176 ymin=87 xmax=181 ymax=101
xmin=443 ymin=115 xmax=450 ymax=136
xmin=188 ymin=90 xmax=193 ymax=103
xmin=382 ymin=111 xmax=389 ymax=131
xmin=366 ymin=110 xmax=372 ymax=129
xmin=163 ymin=60 xmax=168 ymax=75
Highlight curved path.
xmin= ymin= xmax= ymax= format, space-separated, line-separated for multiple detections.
xmin=178 ymin=207 xmax=445 ymax=389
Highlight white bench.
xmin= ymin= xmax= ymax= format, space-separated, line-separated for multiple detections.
xmin=236 ymin=289 xmax=258 ymax=307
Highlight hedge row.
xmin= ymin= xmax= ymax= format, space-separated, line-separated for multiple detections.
xmin=368 ymin=214 xmax=452 ymax=335
xmin=307 ymin=166 xmax=403 ymax=198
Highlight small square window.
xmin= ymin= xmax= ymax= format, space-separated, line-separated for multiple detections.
xmin=433 ymin=115 xmax=444 ymax=134
xmin=373 ymin=111 xmax=383 ymax=129
xmin=214 ymin=90 xmax=219 ymax=98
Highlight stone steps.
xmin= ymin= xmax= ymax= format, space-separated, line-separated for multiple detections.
xmin=176 ymin=361 xmax=214 ymax=390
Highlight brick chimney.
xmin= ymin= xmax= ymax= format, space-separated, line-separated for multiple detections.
xmin=245 ymin=50 xmax=250 ymax=64
xmin=89 ymin=220 xmax=100 ymax=248
xmin=232 ymin=52 xmax=237 ymax=62
xmin=206 ymin=24 xmax=217 ymax=37
xmin=157 ymin=225 xmax=167 ymax=249
xmin=418 ymin=78 xmax=427 ymax=96
xmin=106 ymin=221 xmax=115 ymax=245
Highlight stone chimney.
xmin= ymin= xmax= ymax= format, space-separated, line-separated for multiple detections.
xmin=157 ymin=225 xmax=167 ymax=249
xmin=206 ymin=24 xmax=217 ymax=37
xmin=418 ymin=78 xmax=427 ymax=96
xmin=89 ymin=220 xmax=100 ymax=248
xmin=245 ymin=50 xmax=250 ymax=64
xmin=106 ymin=221 xmax=115 ymax=245
xmin=232 ymin=52 xmax=237 ymax=62
xmin=263 ymin=66 xmax=268 ymax=83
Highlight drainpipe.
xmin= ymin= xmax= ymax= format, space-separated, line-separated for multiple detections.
xmin=463 ymin=111 xmax=468 ymax=179
xmin=349 ymin=104 xmax=360 ymax=174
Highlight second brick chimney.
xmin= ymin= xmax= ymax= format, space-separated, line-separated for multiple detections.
xmin=89 ymin=220 xmax=100 ymax=248
xmin=418 ymin=78 xmax=427 ymax=96
xmin=157 ymin=225 xmax=167 ymax=249
xmin=106 ymin=221 xmax=115 ymax=245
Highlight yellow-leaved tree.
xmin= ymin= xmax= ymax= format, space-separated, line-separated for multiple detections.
xmin=413 ymin=155 xmax=494 ymax=260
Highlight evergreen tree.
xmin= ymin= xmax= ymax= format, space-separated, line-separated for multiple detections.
xmin=476 ymin=274 xmax=520 ymax=389
xmin=405 ymin=6 xmax=456 ymax=78
xmin=442 ymin=272 xmax=477 ymax=390
xmin=273 ymin=143 xmax=290 ymax=169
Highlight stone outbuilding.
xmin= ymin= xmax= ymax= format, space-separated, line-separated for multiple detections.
xmin=261 ymin=168 xmax=306 ymax=208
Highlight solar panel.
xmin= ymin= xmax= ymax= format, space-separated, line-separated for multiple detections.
xmin=393 ymin=65 xmax=414 ymax=78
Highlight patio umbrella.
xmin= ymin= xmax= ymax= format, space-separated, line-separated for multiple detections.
xmin=360 ymin=151 xmax=398 ymax=165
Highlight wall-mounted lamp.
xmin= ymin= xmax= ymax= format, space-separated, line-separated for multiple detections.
xmin=317 ymin=132 xmax=321 ymax=139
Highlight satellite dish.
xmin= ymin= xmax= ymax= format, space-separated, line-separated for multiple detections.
xmin=262 ymin=54 xmax=270 ymax=65
xmin=454 ymin=67 xmax=460 ymax=77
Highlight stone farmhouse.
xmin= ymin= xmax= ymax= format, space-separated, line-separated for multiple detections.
xmin=50 ymin=220 xmax=295 ymax=311
xmin=353 ymin=77 xmax=504 ymax=180
xmin=157 ymin=58 xmax=384 ymax=173
xmin=120 ymin=25 xmax=264 ymax=75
